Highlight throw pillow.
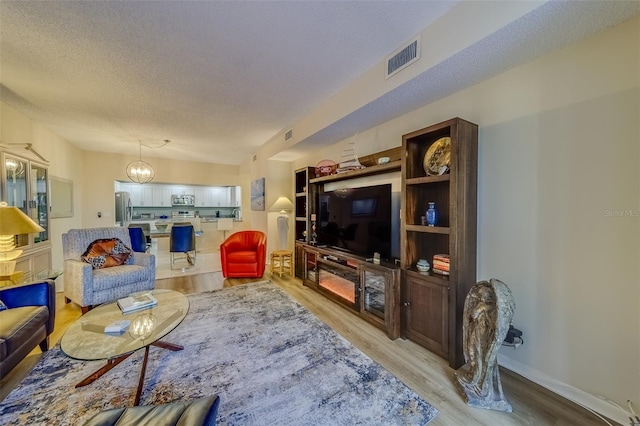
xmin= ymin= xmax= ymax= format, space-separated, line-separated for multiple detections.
xmin=0 ymin=299 xmax=7 ymax=311
xmin=82 ymin=238 xmax=132 ymax=269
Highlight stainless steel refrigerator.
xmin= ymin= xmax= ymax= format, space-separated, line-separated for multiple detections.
xmin=115 ymin=191 xmax=132 ymax=226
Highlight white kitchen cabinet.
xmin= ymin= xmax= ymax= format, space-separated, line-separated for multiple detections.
xmin=211 ymin=187 xmax=231 ymax=206
xmin=117 ymin=183 xmax=243 ymax=208
xmin=152 ymin=185 xmax=171 ymax=206
xmin=230 ymin=186 xmax=241 ymax=206
xmin=117 ymin=182 xmax=133 ymax=195
xmin=194 ymin=187 xmax=213 ymax=207
xmin=171 ymin=185 xmax=194 ymax=196
xmin=129 ymin=184 xmax=143 ymax=206
xmin=142 ymin=186 xmax=153 ymax=206
xmin=126 ymin=184 xmax=153 ymax=207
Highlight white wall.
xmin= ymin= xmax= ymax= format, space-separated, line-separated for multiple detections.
xmin=282 ymin=15 xmax=639 ymax=422
xmin=1 ymin=103 xmax=84 ymax=282
xmin=265 ymin=159 xmax=294 ymax=255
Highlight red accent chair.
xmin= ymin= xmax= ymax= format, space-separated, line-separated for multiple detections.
xmin=220 ymin=231 xmax=267 ymax=278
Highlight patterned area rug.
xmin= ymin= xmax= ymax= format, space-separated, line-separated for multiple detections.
xmin=0 ymin=281 xmax=438 ymax=425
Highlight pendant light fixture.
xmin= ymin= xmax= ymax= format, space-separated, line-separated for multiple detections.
xmin=126 ymin=139 xmax=170 ymax=184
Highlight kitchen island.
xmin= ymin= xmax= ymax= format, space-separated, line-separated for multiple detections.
xmin=129 ymin=217 xmax=244 ymax=254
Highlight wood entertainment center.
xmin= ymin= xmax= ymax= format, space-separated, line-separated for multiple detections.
xmin=294 ymin=117 xmax=477 ymax=368
xmin=300 ymin=244 xmax=401 ymax=339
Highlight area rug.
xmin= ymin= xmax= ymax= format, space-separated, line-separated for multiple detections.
xmin=0 ymin=281 xmax=439 ymax=425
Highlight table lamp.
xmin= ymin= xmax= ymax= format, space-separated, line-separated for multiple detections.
xmin=0 ymin=201 xmax=45 ymax=281
xmin=270 ymin=196 xmax=294 ymax=250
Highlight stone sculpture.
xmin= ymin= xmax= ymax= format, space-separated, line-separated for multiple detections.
xmin=455 ymin=278 xmax=515 ymax=412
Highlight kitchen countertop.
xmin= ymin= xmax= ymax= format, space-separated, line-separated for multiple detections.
xmin=200 ymin=217 xmax=241 ymax=222
xmin=130 ymin=217 xmax=241 ymax=223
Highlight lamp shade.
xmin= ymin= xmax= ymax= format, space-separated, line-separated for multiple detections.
xmin=0 ymin=202 xmax=45 ymax=235
xmin=269 ymin=196 xmax=294 ymax=212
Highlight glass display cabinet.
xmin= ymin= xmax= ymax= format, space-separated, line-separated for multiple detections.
xmin=1 ymin=151 xmax=52 ymax=274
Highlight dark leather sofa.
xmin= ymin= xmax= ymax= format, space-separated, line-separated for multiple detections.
xmin=0 ymin=280 xmax=56 ymax=379
xmin=84 ymin=395 xmax=220 ymax=425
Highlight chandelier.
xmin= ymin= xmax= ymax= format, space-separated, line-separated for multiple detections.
xmin=126 ymin=140 xmax=169 ymax=184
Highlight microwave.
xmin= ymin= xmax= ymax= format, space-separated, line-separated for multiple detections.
xmin=171 ymin=194 xmax=195 ymax=206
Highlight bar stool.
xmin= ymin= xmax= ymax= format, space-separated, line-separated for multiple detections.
xmin=170 ymin=224 xmax=196 ymax=270
xmin=270 ymin=250 xmax=292 ymax=277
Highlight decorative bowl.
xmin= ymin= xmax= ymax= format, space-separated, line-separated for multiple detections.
xmin=416 ymin=259 xmax=430 ymax=272
xmin=315 ymin=159 xmax=337 ymax=177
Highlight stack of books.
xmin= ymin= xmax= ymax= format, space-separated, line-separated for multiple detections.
xmin=432 ymin=254 xmax=450 ymax=275
xmin=117 ymin=293 xmax=158 ymax=313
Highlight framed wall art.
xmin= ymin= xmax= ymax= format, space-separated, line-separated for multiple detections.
xmin=251 ymin=177 xmax=265 ymax=211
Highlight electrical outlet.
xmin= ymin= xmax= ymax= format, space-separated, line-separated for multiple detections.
xmin=504 ymin=325 xmax=523 ymax=344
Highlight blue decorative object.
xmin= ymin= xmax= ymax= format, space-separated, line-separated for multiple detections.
xmin=426 ymin=202 xmax=438 ymax=226
xmin=416 ymin=259 xmax=430 ymax=272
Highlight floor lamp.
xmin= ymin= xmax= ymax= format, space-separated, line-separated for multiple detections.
xmin=270 ymin=196 xmax=294 ymax=250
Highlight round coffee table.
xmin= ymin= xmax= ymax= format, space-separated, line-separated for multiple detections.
xmin=60 ymin=289 xmax=189 ymax=405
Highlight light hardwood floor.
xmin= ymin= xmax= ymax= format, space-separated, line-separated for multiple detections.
xmin=1 ymin=272 xmax=616 ymax=425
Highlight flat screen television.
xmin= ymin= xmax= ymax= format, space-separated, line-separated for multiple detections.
xmin=317 ymin=183 xmax=399 ymax=261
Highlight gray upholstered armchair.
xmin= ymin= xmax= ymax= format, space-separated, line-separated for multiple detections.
xmin=62 ymin=227 xmax=155 ymax=313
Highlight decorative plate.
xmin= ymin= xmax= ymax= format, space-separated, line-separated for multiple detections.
xmin=423 ymin=137 xmax=451 ymax=176
xmin=315 ymin=159 xmax=337 ymax=177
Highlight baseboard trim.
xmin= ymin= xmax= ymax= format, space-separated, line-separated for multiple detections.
xmin=498 ymin=354 xmax=627 ymax=425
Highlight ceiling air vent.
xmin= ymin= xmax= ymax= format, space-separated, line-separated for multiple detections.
xmin=284 ymin=129 xmax=293 ymax=142
xmin=386 ymin=37 xmax=420 ymax=79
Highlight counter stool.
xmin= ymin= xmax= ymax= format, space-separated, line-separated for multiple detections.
xmin=270 ymin=250 xmax=292 ymax=277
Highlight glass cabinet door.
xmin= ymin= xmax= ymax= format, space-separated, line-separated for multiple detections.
xmin=4 ymin=155 xmax=29 ymax=249
xmin=362 ymin=268 xmax=386 ymax=320
xmin=304 ymin=250 xmax=317 ymax=286
xmin=30 ymin=163 xmax=49 ymax=244
xmin=3 ymin=154 xmax=49 ymax=248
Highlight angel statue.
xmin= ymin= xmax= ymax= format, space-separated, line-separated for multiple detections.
xmin=454 ymin=279 xmax=515 ymax=412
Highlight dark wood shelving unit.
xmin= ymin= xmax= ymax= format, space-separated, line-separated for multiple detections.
xmin=293 ymin=156 xmax=403 ymax=338
xmin=401 ymin=117 xmax=478 ymax=369
xmin=294 ymin=166 xmax=315 ymax=279
xmin=292 ymin=121 xmax=476 ymax=366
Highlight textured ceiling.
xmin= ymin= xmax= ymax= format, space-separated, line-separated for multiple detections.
xmin=1 ymin=1 xmax=638 ymax=165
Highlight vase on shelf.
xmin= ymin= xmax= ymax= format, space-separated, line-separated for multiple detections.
xmin=426 ymin=202 xmax=438 ymax=227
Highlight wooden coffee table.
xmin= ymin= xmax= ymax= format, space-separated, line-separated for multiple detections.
xmin=60 ymin=289 xmax=189 ymax=405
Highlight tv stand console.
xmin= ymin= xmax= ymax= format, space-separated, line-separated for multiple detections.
xmin=300 ymin=243 xmax=400 ymax=339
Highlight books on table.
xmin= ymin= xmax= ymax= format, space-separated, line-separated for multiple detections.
xmin=117 ymin=293 xmax=158 ymax=314
xmin=104 ymin=319 xmax=130 ymax=334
